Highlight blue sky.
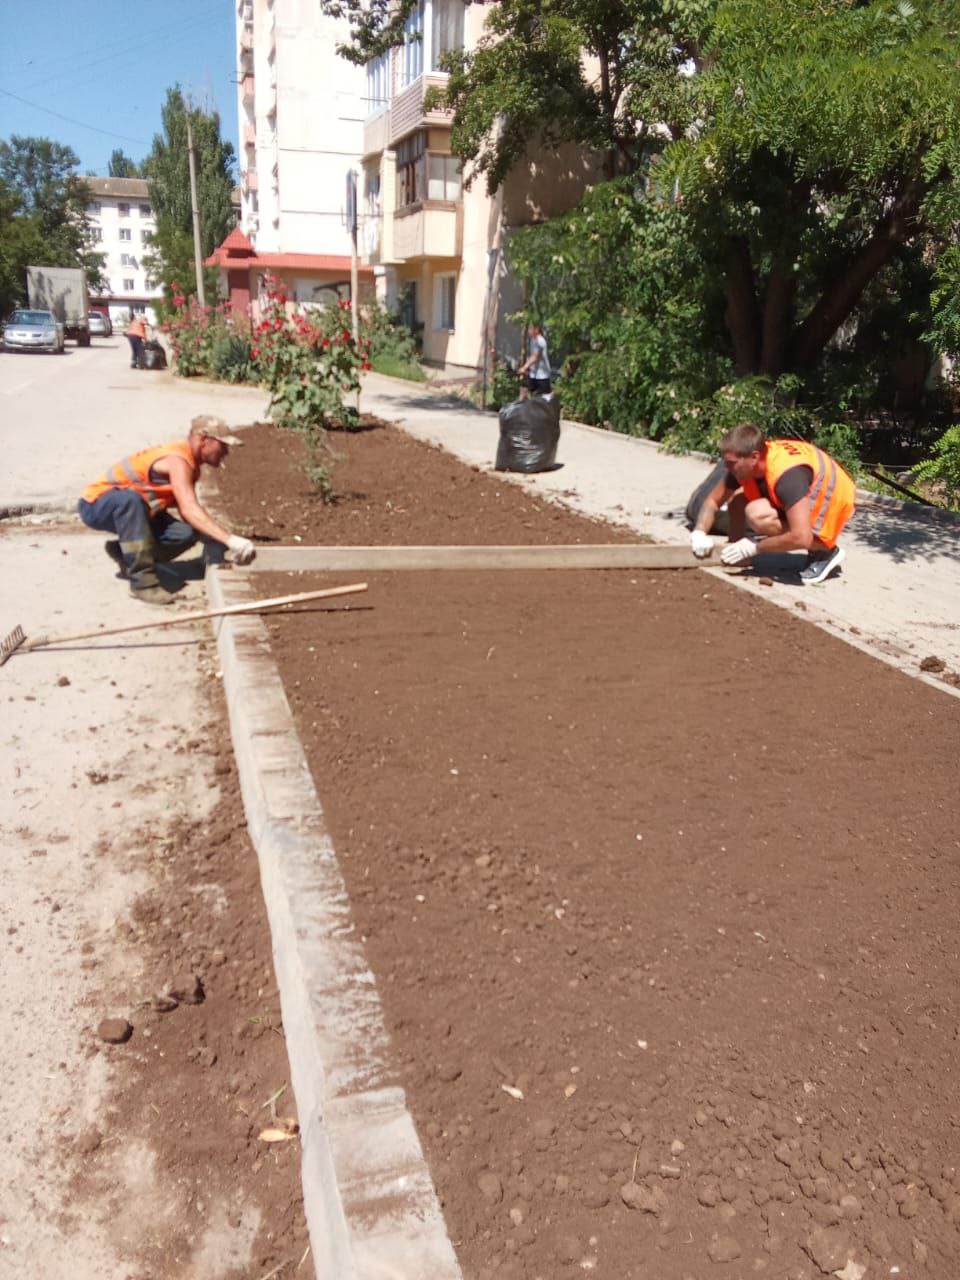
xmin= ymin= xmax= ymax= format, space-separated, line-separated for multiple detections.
xmin=0 ymin=0 xmax=240 ymax=176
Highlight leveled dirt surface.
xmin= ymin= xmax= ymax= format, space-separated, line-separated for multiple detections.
xmin=219 ymin=424 xmax=960 ymax=1280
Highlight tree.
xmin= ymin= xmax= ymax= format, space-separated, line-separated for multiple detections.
xmin=661 ymin=0 xmax=960 ymax=381
xmin=141 ymin=87 xmax=236 ymax=304
xmin=108 ymin=149 xmax=141 ymax=178
xmin=0 ymin=135 xmax=105 ymax=315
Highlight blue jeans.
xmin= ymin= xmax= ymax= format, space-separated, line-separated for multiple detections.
xmin=78 ymin=489 xmax=198 ymax=591
xmin=127 ymin=334 xmax=144 ymax=368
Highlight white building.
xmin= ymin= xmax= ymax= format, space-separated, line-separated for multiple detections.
xmin=231 ymin=0 xmax=372 ymax=306
xmin=85 ymin=177 xmax=163 ymax=325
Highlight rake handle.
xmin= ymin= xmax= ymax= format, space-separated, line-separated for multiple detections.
xmin=20 ymin=581 xmax=368 ymax=652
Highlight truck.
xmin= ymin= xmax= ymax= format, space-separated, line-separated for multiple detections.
xmin=25 ymin=265 xmax=90 ymax=347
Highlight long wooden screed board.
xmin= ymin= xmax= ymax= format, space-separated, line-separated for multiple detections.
xmin=250 ymin=544 xmax=698 ymax=572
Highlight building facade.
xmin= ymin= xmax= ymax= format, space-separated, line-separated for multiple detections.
xmin=85 ymin=177 xmax=163 ymax=325
xmin=361 ymin=0 xmax=601 ymax=378
xmin=233 ymin=0 xmax=372 ymax=306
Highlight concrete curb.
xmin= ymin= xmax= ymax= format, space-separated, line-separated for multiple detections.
xmin=206 ymin=567 xmax=462 ymax=1280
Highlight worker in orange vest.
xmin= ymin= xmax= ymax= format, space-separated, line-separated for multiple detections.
xmin=689 ymin=424 xmax=856 ymax=585
xmin=126 ymin=312 xmax=148 ymax=368
xmin=78 ymin=415 xmax=256 ymax=605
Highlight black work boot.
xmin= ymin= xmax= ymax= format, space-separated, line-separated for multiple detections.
xmin=104 ymin=540 xmax=129 ymax=579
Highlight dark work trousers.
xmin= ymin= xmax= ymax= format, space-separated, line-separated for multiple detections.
xmin=78 ymin=489 xmax=198 ymax=591
xmin=127 ymin=334 xmax=144 ymax=368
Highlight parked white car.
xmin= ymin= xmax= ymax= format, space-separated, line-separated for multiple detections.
xmin=88 ymin=311 xmax=111 ymax=337
xmin=3 ymin=308 xmax=65 ymax=354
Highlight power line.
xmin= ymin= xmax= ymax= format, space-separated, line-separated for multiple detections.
xmin=18 ymin=5 xmax=227 ymax=95
xmin=8 ymin=1 xmax=224 ymax=90
xmin=0 ymin=87 xmax=150 ymax=146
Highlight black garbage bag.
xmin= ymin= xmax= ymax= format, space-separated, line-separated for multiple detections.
xmin=495 ymin=395 xmax=561 ymax=473
xmin=685 ymin=460 xmax=730 ymax=535
xmin=141 ymin=340 xmax=167 ymax=371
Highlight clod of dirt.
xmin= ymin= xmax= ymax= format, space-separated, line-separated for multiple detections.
xmin=97 ymin=1017 xmax=133 ymax=1044
xmin=554 ymin=1234 xmax=581 ymax=1264
xmin=919 ymin=655 xmax=946 ymax=672
xmin=802 ymin=1226 xmax=852 ymax=1273
xmin=437 ymin=1062 xmax=462 ymax=1082
xmin=86 ymin=770 xmax=109 ymax=785
xmin=151 ymin=994 xmax=179 ymax=1013
xmin=707 ymin=1234 xmax=741 ymax=1263
xmin=478 ymin=1171 xmax=504 ymax=1204
xmin=75 ymin=1127 xmax=102 ymax=1155
xmin=620 ymin=1181 xmax=667 ymax=1215
xmin=56 ymin=676 xmax=70 ymax=687
xmin=165 ymin=973 xmax=204 ymax=1004
xmin=757 ymin=576 xmax=774 ymax=587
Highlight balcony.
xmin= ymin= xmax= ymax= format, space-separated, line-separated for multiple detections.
xmin=363 ymin=109 xmax=391 ymax=162
xmin=241 ymin=73 xmax=255 ymax=104
xmin=388 ymin=75 xmax=452 ymax=147
xmin=243 ymin=169 xmax=259 ymax=195
xmin=244 ymin=122 xmax=256 ymax=149
xmin=392 ymin=202 xmax=461 ymax=262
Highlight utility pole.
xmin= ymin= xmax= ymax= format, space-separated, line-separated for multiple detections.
xmin=346 ymin=168 xmax=359 ymax=342
xmin=186 ymin=114 xmax=206 ymax=306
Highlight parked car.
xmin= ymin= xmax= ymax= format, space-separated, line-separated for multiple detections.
xmin=2 ymin=309 xmax=65 ymax=354
xmin=88 ymin=311 xmax=111 ymax=337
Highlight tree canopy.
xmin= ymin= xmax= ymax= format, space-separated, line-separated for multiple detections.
xmin=108 ymin=148 xmax=141 ymax=178
xmin=0 ymin=135 xmax=104 ymax=317
xmin=141 ymin=88 xmax=236 ymax=304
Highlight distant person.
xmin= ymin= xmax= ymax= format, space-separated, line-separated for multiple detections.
xmin=518 ymin=322 xmax=551 ymax=399
xmin=126 ymin=312 xmax=147 ymax=368
xmin=689 ymin=425 xmax=856 ymax=584
xmin=78 ymin=415 xmax=256 ymax=605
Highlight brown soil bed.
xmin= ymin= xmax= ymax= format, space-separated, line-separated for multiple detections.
xmin=218 ymin=422 xmax=960 ymax=1280
xmin=69 ymin=674 xmax=307 ymax=1277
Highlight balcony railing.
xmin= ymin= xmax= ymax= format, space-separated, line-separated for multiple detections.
xmin=389 ymin=75 xmax=452 ymax=147
xmin=391 ymin=202 xmax=461 ymax=262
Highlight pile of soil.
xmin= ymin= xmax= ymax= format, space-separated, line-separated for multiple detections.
xmin=68 ymin=672 xmax=307 ymax=1278
xmin=218 ymin=423 xmax=960 ymax=1280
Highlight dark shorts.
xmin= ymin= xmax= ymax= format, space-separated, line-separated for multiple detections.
xmin=524 ymin=375 xmax=552 ymax=396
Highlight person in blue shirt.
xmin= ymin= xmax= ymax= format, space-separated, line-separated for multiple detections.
xmin=518 ymin=323 xmax=551 ymax=399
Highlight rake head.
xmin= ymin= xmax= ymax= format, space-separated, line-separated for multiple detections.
xmin=1 ymin=625 xmax=27 ymax=666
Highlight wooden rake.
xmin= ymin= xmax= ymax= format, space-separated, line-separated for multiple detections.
xmin=0 ymin=582 xmax=368 ymax=666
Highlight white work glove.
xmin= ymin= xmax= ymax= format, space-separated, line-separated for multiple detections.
xmin=226 ymin=534 xmax=256 ymax=565
xmin=690 ymin=529 xmax=714 ymax=559
xmin=720 ymin=536 xmax=757 ymax=566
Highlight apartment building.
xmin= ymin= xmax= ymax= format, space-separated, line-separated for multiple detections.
xmin=85 ymin=177 xmax=163 ymax=325
xmin=361 ymin=0 xmax=600 ymax=377
xmin=226 ymin=0 xmax=374 ymax=308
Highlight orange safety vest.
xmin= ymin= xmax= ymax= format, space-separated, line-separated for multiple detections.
xmin=81 ymin=440 xmax=197 ymax=514
xmin=742 ymin=439 xmax=855 ymax=549
xmin=127 ymin=316 xmax=147 ymax=339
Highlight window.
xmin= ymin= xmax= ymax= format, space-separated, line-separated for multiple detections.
xmin=117 ymin=202 xmax=130 ymax=216
xmin=400 ymin=3 xmax=423 ymax=86
xmin=431 ymin=0 xmax=464 ymax=70
xmin=88 ymin=200 xmax=101 ymax=215
xmin=119 ymin=228 xmax=132 ymax=241
xmin=120 ymin=254 xmax=135 ymax=267
xmin=141 ymin=230 xmax=153 ymax=244
xmin=434 ymin=273 xmax=456 ymax=331
xmin=395 ymin=132 xmax=426 ymax=208
xmin=366 ymin=52 xmax=389 ymax=113
xmin=123 ymin=279 xmax=135 ymax=291
xmin=427 ymin=154 xmax=461 ymax=200
xmin=139 ymin=203 xmax=151 ymax=216
xmin=89 ymin=227 xmax=103 ymax=242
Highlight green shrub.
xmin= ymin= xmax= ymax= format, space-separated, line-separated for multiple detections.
xmin=361 ymin=304 xmax=424 ymax=379
xmin=913 ymin=424 xmax=960 ymax=509
xmin=209 ymin=332 xmax=256 ymax=384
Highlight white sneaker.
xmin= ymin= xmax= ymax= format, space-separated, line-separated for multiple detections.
xmin=800 ymin=544 xmax=845 ymax=584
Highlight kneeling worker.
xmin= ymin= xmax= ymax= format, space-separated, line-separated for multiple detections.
xmin=78 ymin=414 xmax=256 ymax=605
xmin=689 ymin=425 xmax=855 ymax=585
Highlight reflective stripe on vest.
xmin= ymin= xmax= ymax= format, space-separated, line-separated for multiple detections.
xmin=81 ymin=439 xmax=196 ymax=510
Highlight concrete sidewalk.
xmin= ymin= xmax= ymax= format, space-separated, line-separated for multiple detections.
xmin=359 ymin=371 xmax=960 ymax=697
